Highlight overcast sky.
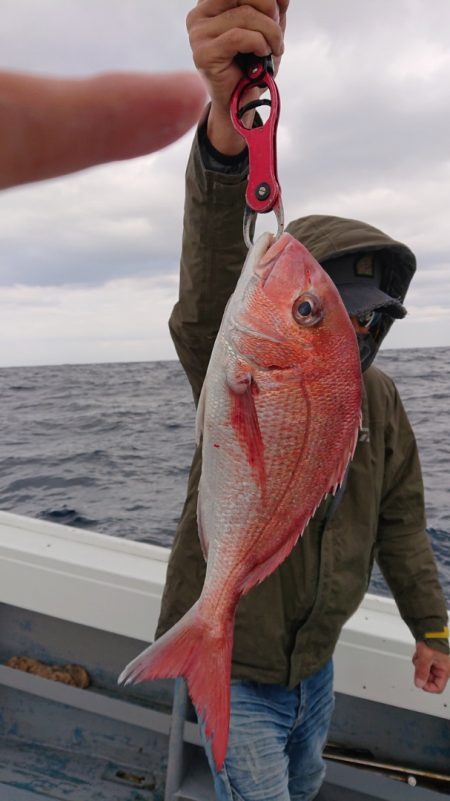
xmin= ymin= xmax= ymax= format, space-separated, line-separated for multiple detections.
xmin=1 ymin=0 xmax=449 ymax=367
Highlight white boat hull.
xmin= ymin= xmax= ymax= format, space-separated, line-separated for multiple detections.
xmin=0 ymin=511 xmax=449 ymax=799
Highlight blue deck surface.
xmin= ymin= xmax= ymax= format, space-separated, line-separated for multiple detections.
xmin=0 ymin=604 xmax=175 ymax=800
xmin=1 ymin=604 xmax=449 ymax=801
xmin=0 ymin=736 xmax=157 ymax=801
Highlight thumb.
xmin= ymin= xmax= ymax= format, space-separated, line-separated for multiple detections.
xmin=0 ymin=70 xmax=207 ymax=189
xmin=413 ymin=644 xmax=432 ymax=689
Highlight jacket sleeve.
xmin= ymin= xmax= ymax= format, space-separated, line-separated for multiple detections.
xmin=168 ymin=111 xmax=249 ymax=405
xmin=376 ymin=377 xmax=449 ymax=654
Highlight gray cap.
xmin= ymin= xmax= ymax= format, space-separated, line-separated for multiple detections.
xmin=285 ymin=215 xmax=415 ymax=322
xmin=322 ymin=253 xmax=407 ymax=319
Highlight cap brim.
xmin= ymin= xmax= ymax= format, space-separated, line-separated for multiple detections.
xmin=337 ymin=283 xmax=407 ymax=319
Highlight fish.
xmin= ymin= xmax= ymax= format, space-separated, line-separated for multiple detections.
xmin=119 ymin=231 xmax=362 ymax=770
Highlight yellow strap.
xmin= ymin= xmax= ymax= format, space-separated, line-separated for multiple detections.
xmin=424 ymin=627 xmax=449 ymax=639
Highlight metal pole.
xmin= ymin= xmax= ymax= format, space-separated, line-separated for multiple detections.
xmin=164 ymin=678 xmax=188 ymax=801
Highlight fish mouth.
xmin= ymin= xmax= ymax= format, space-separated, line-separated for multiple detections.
xmin=254 ymin=247 xmax=284 ymax=286
xmin=230 ymin=237 xmax=296 ymax=346
xmin=254 ymin=257 xmax=277 ymax=285
xmin=254 ymin=234 xmax=300 ymax=286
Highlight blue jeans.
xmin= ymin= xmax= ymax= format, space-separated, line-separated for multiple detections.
xmin=199 ymin=661 xmax=334 ymax=801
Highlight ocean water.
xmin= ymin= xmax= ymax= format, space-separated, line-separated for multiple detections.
xmin=0 ymin=347 xmax=449 ymax=604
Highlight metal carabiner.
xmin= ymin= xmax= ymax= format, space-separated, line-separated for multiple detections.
xmin=243 ymin=199 xmax=284 ymax=251
xmin=230 ymin=55 xmax=284 ymax=249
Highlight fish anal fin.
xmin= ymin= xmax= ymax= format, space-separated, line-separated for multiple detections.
xmin=195 ymin=382 xmax=207 ymax=446
xmin=239 ymin=512 xmax=311 ymax=596
xmin=328 ymin=412 xmax=361 ymax=496
xmin=196 ymin=489 xmax=208 ymax=560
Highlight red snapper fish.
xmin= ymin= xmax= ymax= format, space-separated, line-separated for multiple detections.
xmin=119 ymin=232 xmax=362 ymax=770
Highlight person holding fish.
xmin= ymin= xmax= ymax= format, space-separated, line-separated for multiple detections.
xmin=121 ymin=2 xmax=450 ymax=799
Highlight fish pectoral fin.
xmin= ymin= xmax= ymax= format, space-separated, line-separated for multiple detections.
xmin=227 ymin=372 xmax=267 ymax=493
xmin=195 ymin=382 xmax=207 ymax=445
xmin=225 ymin=360 xmax=252 ymax=395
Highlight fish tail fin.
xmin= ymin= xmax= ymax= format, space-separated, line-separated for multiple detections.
xmin=118 ymin=601 xmax=233 ymax=771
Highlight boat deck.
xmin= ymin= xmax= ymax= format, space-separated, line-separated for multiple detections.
xmin=0 ymin=512 xmax=449 ymax=800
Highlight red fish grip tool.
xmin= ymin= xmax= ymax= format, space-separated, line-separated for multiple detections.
xmin=230 ymin=54 xmax=284 ymax=249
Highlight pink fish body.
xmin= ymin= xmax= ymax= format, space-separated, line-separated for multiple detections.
xmin=119 ymin=232 xmax=362 ymax=770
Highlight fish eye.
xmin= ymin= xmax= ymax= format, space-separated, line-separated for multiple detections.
xmin=292 ymin=292 xmax=323 ymax=326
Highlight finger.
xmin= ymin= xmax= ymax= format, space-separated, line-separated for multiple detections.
xmin=413 ymin=657 xmax=431 ymax=689
xmin=277 ymin=0 xmax=289 ymax=34
xmin=194 ymin=29 xmax=278 ymax=75
xmin=190 ymin=6 xmax=284 ymax=58
xmin=212 ymin=7 xmax=284 ymax=55
xmin=198 ymin=0 xmax=289 ymax=40
xmin=0 ymin=72 xmax=206 ymax=189
xmin=97 ymin=72 xmax=207 ymax=155
xmin=195 ymin=0 xmax=281 ymax=22
xmin=277 ymin=0 xmax=290 ymax=15
xmin=422 ymin=667 xmax=448 ymax=693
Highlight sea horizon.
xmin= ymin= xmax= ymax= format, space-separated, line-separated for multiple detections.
xmin=1 ymin=342 xmax=449 ymax=372
xmin=1 ymin=350 xmax=449 ymax=604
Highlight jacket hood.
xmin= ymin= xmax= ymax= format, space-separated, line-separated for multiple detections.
xmin=285 ymin=214 xmax=416 ymax=306
xmin=285 ymin=215 xmax=417 ymax=367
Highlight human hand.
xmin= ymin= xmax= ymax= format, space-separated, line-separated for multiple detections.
xmin=187 ymin=0 xmax=288 ymax=154
xmin=412 ymin=641 xmax=450 ymax=693
xmin=0 ymin=71 xmax=206 ymax=190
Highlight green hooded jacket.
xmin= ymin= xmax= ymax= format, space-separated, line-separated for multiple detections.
xmin=155 ymin=125 xmax=449 ymax=686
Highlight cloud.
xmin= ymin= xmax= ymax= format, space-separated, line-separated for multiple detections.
xmin=408 ymin=305 xmax=450 ymax=323
xmin=0 ymin=0 xmax=193 ymax=74
xmin=0 ymin=138 xmax=190 ymax=286
xmin=0 ymin=274 xmax=179 ymax=367
xmin=0 ymin=0 xmax=449 ymax=365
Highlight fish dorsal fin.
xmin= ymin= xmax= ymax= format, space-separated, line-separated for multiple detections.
xmin=226 ymin=366 xmax=267 ymax=497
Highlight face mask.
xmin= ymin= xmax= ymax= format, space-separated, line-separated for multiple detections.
xmin=356 ymin=332 xmax=379 ymax=372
